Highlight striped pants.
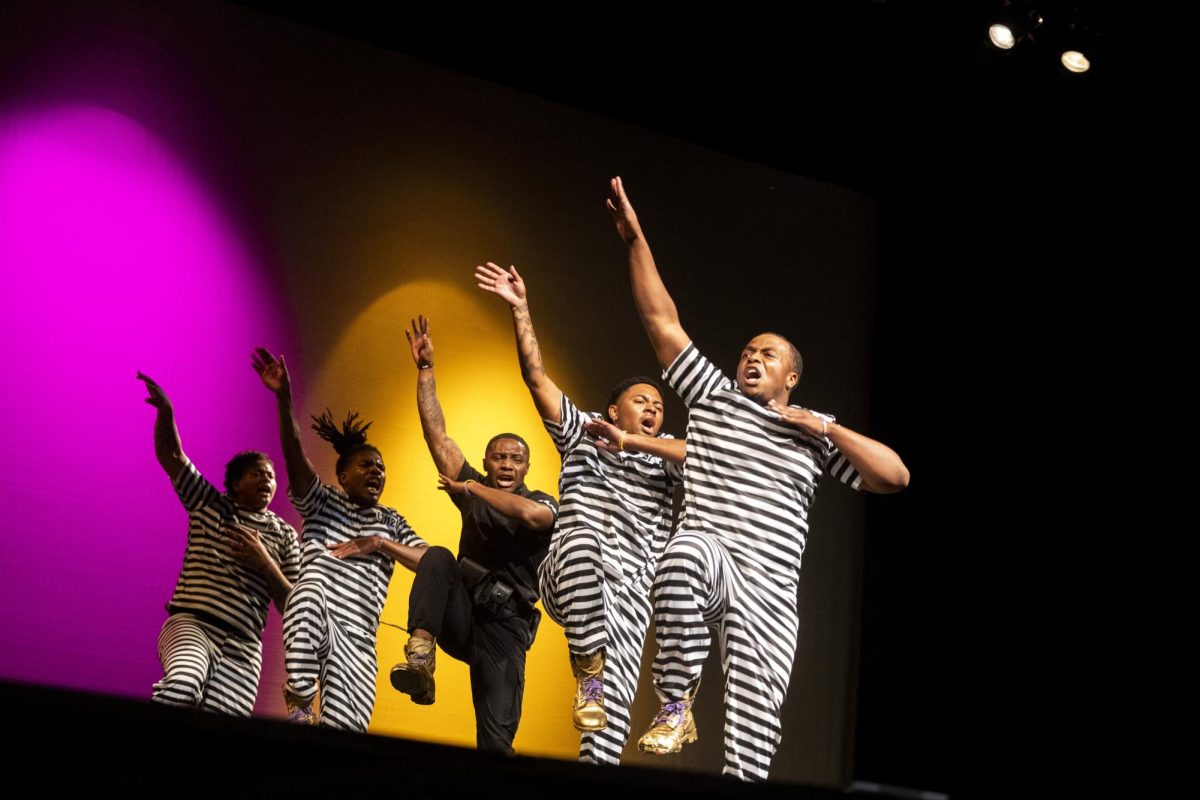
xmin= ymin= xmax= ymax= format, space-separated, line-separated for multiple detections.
xmin=283 ymin=578 xmax=379 ymax=732
xmin=540 ymin=527 xmax=653 ymax=765
xmin=650 ymin=531 xmax=800 ymax=781
xmin=151 ymin=612 xmax=262 ymax=715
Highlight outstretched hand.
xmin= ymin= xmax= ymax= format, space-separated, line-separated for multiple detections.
xmin=327 ymin=536 xmax=383 ymax=560
xmin=406 ymin=315 xmax=434 ymax=369
xmin=437 ymin=473 xmax=471 ymax=496
xmin=766 ymin=399 xmax=827 ymax=438
xmin=252 ymin=347 xmax=291 ymax=397
xmin=137 ymin=371 xmax=171 ymax=410
xmin=606 ymin=176 xmax=642 ymax=244
xmin=584 ymin=417 xmax=627 ymax=454
xmin=475 ymin=262 xmax=527 ymax=307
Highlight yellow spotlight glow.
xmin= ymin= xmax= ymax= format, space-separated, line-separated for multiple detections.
xmin=313 ymin=278 xmax=578 ymax=757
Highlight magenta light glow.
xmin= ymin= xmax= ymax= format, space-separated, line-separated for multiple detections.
xmin=0 ymin=105 xmax=296 ymax=701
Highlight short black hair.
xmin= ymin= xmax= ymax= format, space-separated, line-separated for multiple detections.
xmin=485 ymin=432 xmax=530 ymax=455
xmin=605 ymin=376 xmax=663 ymax=421
xmin=223 ymin=451 xmax=272 ymax=494
xmin=760 ymin=332 xmax=803 ymax=383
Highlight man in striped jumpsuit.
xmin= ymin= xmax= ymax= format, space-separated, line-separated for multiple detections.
xmin=476 ymin=262 xmax=685 ymax=765
xmin=139 ymin=372 xmax=300 ymax=716
xmin=607 ymin=176 xmax=911 ymax=780
xmin=253 ymin=348 xmax=428 ymax=731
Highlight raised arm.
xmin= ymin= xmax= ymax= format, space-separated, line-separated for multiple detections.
xmin=606 ymin=176 xmax=690 ymax=369
xmin=767 ymin=400 xmax=910 ymax=494
xmin=252 ymin=348 xmax=318 ymax=494
xmin=137 ymin=372 xmax=186 ymax=482
xmin=475 ymin=262 xmax=564 ymax=424
xmin=437 ymin=474 xmax=555 ymax=531
xmin=405 ymin=315 xmax=466 ymax=478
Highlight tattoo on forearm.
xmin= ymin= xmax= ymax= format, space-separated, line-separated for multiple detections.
xmin=513 ymin=306 xmax=547 ymax=382
xmin=417 ymin=375 xmax=447 ymax=433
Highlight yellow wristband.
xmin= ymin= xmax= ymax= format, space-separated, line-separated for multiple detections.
xmin=463 ymin=479 xmax=475 ymax=496
xmin=618 ymin=431 xmax=627 ymax=451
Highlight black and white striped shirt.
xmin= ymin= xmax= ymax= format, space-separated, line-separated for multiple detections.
xmin=289 ymin=475 xmax=425 ymax=637
xmin=544 ymin=393 xmax=682 ymax=590
xmin=665 ymin=342 xmax=861 ymax=591
xmin=168 ymin=460 xmax=301 ymax=641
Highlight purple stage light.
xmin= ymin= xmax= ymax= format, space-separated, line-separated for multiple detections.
xmin=0 ymin=104 xmax=296 ymax=700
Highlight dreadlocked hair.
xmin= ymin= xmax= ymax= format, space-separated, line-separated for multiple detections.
xmin=311 ymin=409 xmax=381 ymax=474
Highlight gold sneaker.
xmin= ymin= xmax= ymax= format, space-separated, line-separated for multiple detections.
xmin=390 ymin=634 xmax=436 ymax=705
xmin=282 ymin=681 xmax=319 ymax=725
xmin=637 ymin=699 xmax=698 ymax=754
xmin=570 ymin=650 xmax=606 ymax=731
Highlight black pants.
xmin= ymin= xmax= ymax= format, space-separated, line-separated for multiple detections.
xmin=407 ymin=546 xmax=531 ymax=754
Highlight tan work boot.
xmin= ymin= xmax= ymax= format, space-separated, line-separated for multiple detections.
xmin=570 ymin=650 xmax=606 ymax=731
xmin=637 ymin=698 xmax=698 ymax=754
xmin=282 ymin=680 xmax=319 ymax=725
xmin=389 ymin=634 xmax=436 ymax=705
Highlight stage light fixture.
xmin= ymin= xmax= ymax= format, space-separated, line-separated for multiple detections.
xmin=1061 ymin=50 xmax=1090 ymax=73
xmin=987 ymin=0 xmax=1043 ymax=51
xmin=1056 ymin=8 xmax=1100 ymax=75
xmin=987 ymin=1 xmax=1103 ymax=75
xmin=989 ymin=24 xmax=1017 ymax=50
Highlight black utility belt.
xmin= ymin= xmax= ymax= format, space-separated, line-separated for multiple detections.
xmin=458 ymin=558 xmax=527 ymax=617
xmin=459 ymin=559 xmax=543 ymax=649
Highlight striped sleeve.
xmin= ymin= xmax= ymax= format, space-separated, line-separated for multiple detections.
xmin=662 ymin=444 xmax=684 ymax=484
xmin=824 ymin=441 xmax=864 ymax=491
xmin=663 ymin=342 xmax=730 ymax=408
xmin=388 ymin=512 xmax=425 ymax=548
xmin=289 ymin=473 xmax=328 ymax=517
xmin=276 ymin=520 xmax=302 ymax=583
xmin=543 ymin=392 xmax=589 ymax=455
xmin=173 ymin=459 xmax=222 ymax=512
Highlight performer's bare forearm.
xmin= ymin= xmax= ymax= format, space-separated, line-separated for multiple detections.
xmin=416 ymin=366 xmax=464 ymax=477
xmin=510 ymin=301 xmax=562 ymax=423
xmin=153 ymin=406 xmax=186 ymax=481
xmin=275 ymin=393 xmax=318 ymax=493
xmin=827 ymin=423 xmax=910 ymax=494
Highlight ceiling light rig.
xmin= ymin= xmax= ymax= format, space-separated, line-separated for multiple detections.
xmin=986 ymin=1 xmax=1103 ymax=75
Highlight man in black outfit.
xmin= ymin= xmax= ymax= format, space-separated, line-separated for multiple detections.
xmin=391 ymin=315 xmax=557 ymax=753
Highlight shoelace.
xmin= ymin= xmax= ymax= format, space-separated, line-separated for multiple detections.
xmin=653 ymin=701 xmax=688 ymax=726
xmin=580 ymin=677 xmax=603 ymax=703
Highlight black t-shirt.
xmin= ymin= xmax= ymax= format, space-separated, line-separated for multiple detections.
xmin=451 ymin=462 xmax=556 ymax=610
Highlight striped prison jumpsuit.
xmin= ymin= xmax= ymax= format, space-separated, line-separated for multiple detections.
xmin=653 ymin=343 xmax=862 ymax=781
xmin=539 ymin=393 xmax=681 ymax=764
xmin=153 ymin=459 xmax=301 ymax=715
xmin=285 ymin=475 xmax=425 ymax=731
